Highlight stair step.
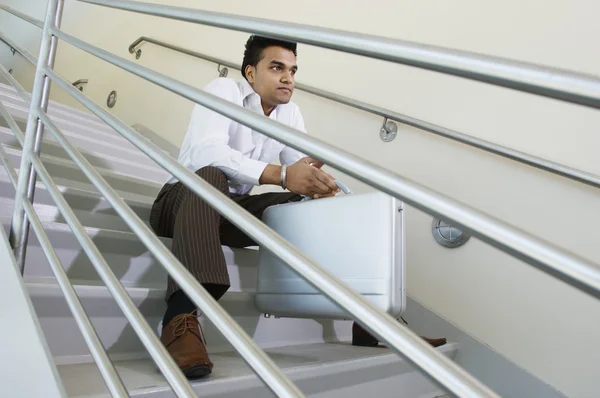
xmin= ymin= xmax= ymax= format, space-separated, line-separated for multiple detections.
xmin=0 ymin=90 xmax=168 ymax=169
xmin=1 ymin=215 xmax=260 ymax=289
xmin=0 ymin=127 xmax=170 ymax=183
xmin=0 ymin=82 xmax=120 ymax=133
xmin=0 ymin=83 xmax=142 ymax=145
xmin=27 ymin=280 xmax=351 ymax=364
xmin=56 ymin=342 xmax=457 ymax=397
xmin=0 ymin=169 xmax=155 ymax=231
xmin=2 ymin=143 xmax=163 ymax=197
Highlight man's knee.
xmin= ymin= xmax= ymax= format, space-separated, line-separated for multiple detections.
xmin=195 ymin=166 xmax=228 ymax=191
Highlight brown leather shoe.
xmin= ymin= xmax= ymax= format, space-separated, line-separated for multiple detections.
xmin=161 ymin=312 xmax=213 ymax=379
xmin=352 ymin=321 xmax=447 ymax=348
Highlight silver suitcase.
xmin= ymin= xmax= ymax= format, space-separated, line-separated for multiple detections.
xmin=255 ymin=191 xmax=405 ymax=320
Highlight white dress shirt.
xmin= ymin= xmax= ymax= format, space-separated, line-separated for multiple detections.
xmin=166 ymin=78 xmax=307 ymax=195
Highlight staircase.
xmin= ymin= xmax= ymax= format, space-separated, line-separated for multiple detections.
xmin=0 ymin=81 xmax=458 ymax=397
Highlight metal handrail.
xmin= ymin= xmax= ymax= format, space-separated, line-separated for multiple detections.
xmin=128 ymin=36 xmax=600 ymax=189
xmin=85 ymin=0 xmax=600 ymax=109
xmin=0 ymin=31 xmax=38 ymax=65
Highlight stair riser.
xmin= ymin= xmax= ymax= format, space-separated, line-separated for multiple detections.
xmin=4 ymin=148 xmax=162 ymax=198
xmin=0 ymin=178 xmax=152 ymax=231
xmin=0 ymin=90 xmax=151 ymax=153
xmin=0 ymin=129 xmax=169 ymax=183
xmin=30 ymin=287 xmax=351 ymax=363
xmin=0 ymin=103 xmax=163 ymax=171
xmin=0 ymin=198 xmax=136 ymax=231
xmin=1 ymin=218 xmax=166 ymax=285
xmin=21 ymin=240 xmax=260 ymax=292
xmin=1 ymin=84 xmax=126 ymax=136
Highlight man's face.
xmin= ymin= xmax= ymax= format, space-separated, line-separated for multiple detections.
xmin=246 ymin=46 xmax=297 ymax=109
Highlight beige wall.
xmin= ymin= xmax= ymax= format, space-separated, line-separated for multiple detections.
xmin=2 ymin=1 xmax=600 ymax=397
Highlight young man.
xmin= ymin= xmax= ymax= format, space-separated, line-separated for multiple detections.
xmin=149 ymin=35 xmax=339 ymax=378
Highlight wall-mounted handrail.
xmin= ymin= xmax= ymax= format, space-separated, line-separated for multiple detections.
xmin=56 ymin=27 xmax=600 ymax=301
xmin=128 ymin=36 xmax=600 ymax=190
xmin=0 ymin=31 xmax=37 ymax=65
xmin=0 ymin=5 xmax=44 ymax=29
xmin=87 ymin=0 xmax=600 ymax=109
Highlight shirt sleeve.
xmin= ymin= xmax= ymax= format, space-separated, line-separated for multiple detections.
xmin=186 ymin=79 xmax=268 ymax=186
xmin=279 ymin=106 xmax=309 ymax=166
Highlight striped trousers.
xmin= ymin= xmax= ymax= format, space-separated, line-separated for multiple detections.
xmin=149 ymin=166 xmax=300 ymax=300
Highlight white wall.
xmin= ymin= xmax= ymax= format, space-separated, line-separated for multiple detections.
xmin=1 ymin=1 xmax=600 ymax=397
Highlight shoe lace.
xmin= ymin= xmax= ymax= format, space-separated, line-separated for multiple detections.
xmin=171 ymin=310 xmax=207 ymax=344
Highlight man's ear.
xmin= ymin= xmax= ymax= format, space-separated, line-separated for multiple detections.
xmin=245 ymin=65 xmax=255 ymax=83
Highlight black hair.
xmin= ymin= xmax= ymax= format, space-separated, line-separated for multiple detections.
xmin=241 ymin=35 xmax=297 ymax=80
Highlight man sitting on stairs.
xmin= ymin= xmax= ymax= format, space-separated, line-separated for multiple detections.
xmin=150 ymin=35 xmax=445 ymax=379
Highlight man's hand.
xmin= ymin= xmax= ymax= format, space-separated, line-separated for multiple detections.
xmin=286 ymin=157 xmax=339 ymax=198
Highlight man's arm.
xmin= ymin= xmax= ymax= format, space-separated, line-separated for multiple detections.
xmin=187 ymin=79 xmax=336 ymax=196
xmin=277 ymin=107 xmax=339 ymax=198
xmin=186 ymin=79 xmax=269 ymax=186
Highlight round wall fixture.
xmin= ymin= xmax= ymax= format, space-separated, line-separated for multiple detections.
xmin=431 ymin=218 xmax=471 ymax=248
xmin=380 ymin=119 xmax=398 ymax=142
xmin=106 ymin=90 xmax=117 ymax=108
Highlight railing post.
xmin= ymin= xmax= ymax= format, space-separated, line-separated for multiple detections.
xmin=9 ymin=0 xmax=64 ymax=272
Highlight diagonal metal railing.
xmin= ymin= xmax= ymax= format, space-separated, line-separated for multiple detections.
xmin=2 ymin=1 xmax=600 ymax=397
xmin=128 ymin=35 xmax=600 ymax=189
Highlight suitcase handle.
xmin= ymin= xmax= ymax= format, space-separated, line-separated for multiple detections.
xmin=334 ymin=179 xmax=353 ymax=194
xmin=301 ymin=180 xmax=352 ymax=201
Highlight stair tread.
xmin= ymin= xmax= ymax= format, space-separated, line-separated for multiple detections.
xmin=0 ymin=83 xmax=147 ymax=144
xmin=0 ymin=215 xmax=167 ymax=241
xmin=0 ymin=167 xmax=157 ymax=206
xmin=1 ymin=140 xmax=165 ymax=188
xmin=0 ymin=127 xmax=169 ymax=179
xmin=56 ymin=341 xmax=458 ymax=397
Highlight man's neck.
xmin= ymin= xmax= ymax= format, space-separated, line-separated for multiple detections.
xmin=261 ymin=101 xmax=276 ymax=116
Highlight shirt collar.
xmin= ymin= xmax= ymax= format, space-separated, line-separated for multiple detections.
xmin=240 ymin=78 xmax=258 ymax=100
xmin=240 ymin=78 xmax=279 ymax=117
